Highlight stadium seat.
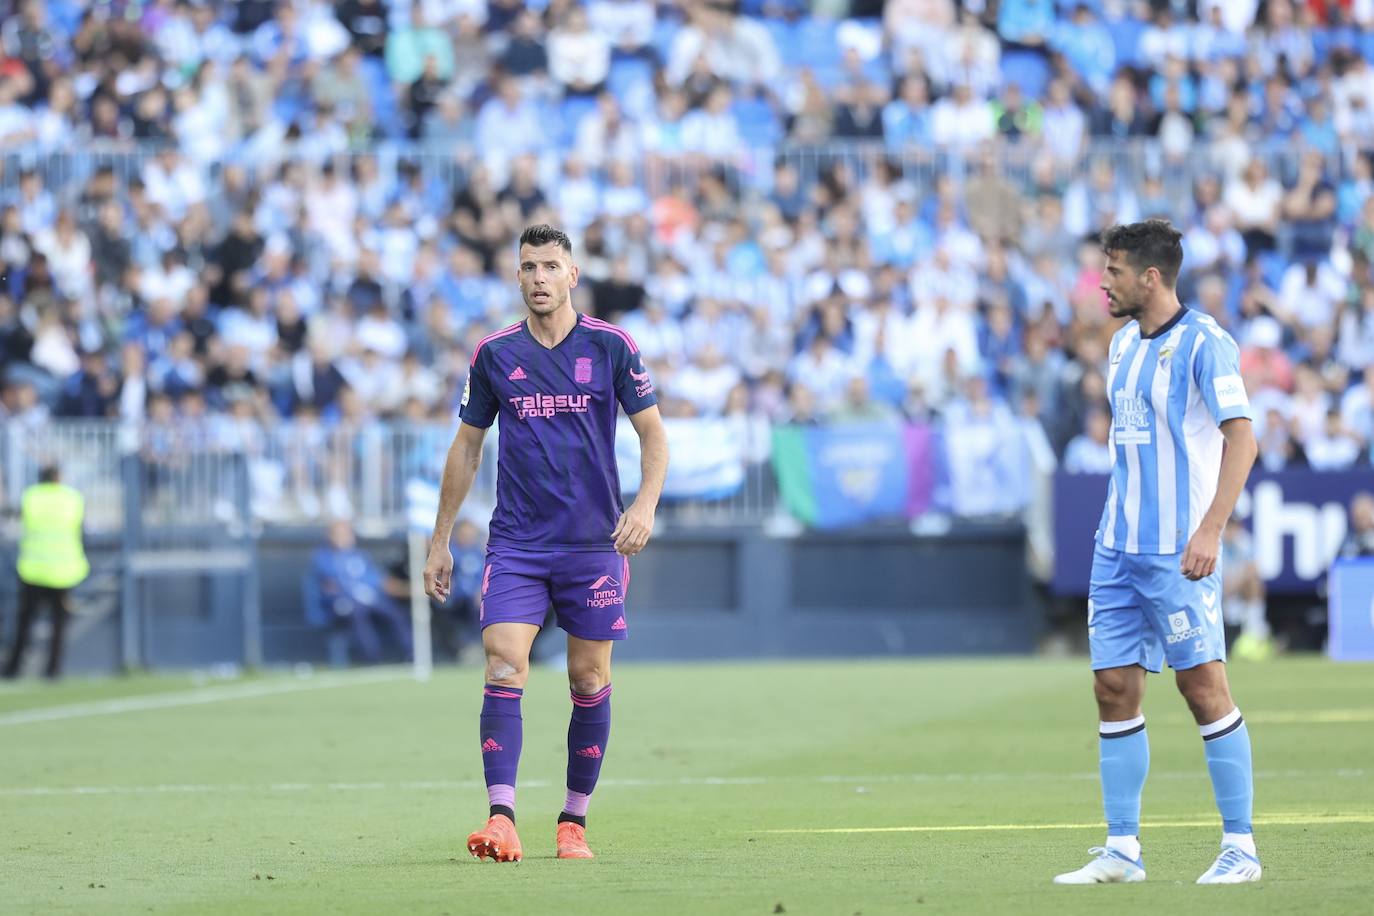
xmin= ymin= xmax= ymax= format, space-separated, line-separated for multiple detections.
xmin=789 ymin=19 xmax=842 ymax=72
xmin=733 ymin=96 xmax=781 ymax=147
xmin=1001 ymin=50 xmax=1051 ymax=100
xmin=608 ymin=57 xmax=657 ymax=119
xmin=651 ymin=16 xmax=680 ymax=62
xmin=558 ymin=95 xmax=601 ymax=148
xmin=1359 ymin=30 xmax=1374 ymax=64
xmin=1257 ymin=251 xmax=1288 ymax=290
xmin=359 ymin=56 xmax=404 ymax=140
xmin=1109 ymin=16 xmax=1147 ymax=68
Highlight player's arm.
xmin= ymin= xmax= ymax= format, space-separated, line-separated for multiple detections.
xmin=424 ymin=422 xmax=488 ymax=600
xmin=1181 ymin=417 xmax=1257 ymax=581
xmin=612 ymin=405 xmax=668 ymax=557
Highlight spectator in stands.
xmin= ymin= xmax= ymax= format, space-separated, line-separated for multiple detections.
xmin=883 ymin=75 xmax=932 ymax=150
xmin=1225 ymin=158 xmax=1283 ymax=255
xmin=1221 ymin=517 xmax=1271 ymax=656
xmin=1052 ymin=5 xmax=1115 ymax=97
xmin=931 ymin=82 xmax=993 ymax=148
xmin=496 ymin=9 xmax=546 ymax=78
xmin=384 ymin=4 xmax=453 ymax=85
xmin=1339 ymin=492 xmax=1374 ymax=558
xmin=54 ymin=347 xmax=118 ymax=418
xmin=666 ymin=1 xmax=780 ymax=88
xmin=304 ymin=518 xmax=412 ymax=664
xmin=1063 ymin=407 xmax=1113 ymax=474
xmin=998 ymin=0 xmax=1054 ymax=49
xmin=549 ymin=4 xmax=610 ymax=98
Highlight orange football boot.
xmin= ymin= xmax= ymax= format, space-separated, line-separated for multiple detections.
xmin=467 ymin=814 xmax=522 ymax=862
xmin=556 ymin=821 xmax=594 ymax=859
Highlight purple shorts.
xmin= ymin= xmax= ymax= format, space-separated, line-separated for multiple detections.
xmin=479 ymin=545 xmax=630 ymax=641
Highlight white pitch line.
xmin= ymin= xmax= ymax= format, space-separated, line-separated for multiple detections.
xmin=0 ymin=768 xmax=1364 ymax=799
xmin=765 ymin=813 xmax=1374 ymax=834
xmin=0 ymin=668 xmax=410 ymax=727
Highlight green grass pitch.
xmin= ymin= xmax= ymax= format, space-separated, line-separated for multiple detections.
xmin=2 ymin=657 xmax=1371 ymax=915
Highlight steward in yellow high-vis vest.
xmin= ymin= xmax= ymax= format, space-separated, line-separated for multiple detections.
xmin=4 ymin=464 xmax=87 ymax=679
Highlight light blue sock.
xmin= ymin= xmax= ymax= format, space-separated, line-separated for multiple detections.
xmin=1099 ymin=716 xmax=1149 ymax=839
xmin=1201 ymin=709 xmax=1253 ymax=835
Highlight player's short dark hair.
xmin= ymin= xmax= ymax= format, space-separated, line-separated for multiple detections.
xmin=1101 ymin=219 xmax=1184 ymax=287
xmin=38 ymin=463 xmax=59 ymax=483
xmin=518 ymin=224 xmax=573 ymax=256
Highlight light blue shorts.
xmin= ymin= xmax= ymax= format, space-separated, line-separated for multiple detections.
xmin=1088 ymin=542 xmax=1226 ymax=673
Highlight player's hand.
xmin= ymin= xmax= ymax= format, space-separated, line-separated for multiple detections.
xmin=611 ymin=500 xmax=655 ymax=557
xmin=423 ymin=543 xmax=453 ymax=601
xmin=1180 ymin=525 xmax=1221 ymax=581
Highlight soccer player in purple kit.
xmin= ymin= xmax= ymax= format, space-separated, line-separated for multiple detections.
xmin=423 ymin=224 xmax=668 ymax=862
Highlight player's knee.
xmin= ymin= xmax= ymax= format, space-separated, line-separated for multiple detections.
xmin=1176 ymin=672 xmax=1231 ymax=718
xmin=485 ymin=655 xmax=527 ymax=687
xmin=1093 ymin=672 xmax=1140 ymax=715
xmin=567 ymin=663 xmax=608 ymax=696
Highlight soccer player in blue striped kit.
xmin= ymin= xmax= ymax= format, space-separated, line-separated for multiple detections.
xmin=1055 ymin=221 xmax=1262 ymax=885
xmin=424 ymin=225 xmax=668 ymax=862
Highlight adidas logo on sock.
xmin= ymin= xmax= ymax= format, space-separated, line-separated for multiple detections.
xmin=481 ymin=738 xmax=503 ymax=753
xmin=611 ymin=616 xmax=626 ymax=631
xmin=576 ymin=745 xmax=602 ymax=759
xmin=508 ymin=366 xmax=527 ymax=381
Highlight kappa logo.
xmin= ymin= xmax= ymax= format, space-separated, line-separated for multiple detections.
xmin=508 ymin=366 xmax=527 ymax=381
xmin=575 ymin=357 xmax=593 ymax=384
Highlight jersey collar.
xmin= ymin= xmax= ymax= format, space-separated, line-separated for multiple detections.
xmin=1140 ymin=306 xmax=1187 ymax=340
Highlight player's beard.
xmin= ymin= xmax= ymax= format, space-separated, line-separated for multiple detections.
xmin=1106 ymin=290 xmax=1144 ymax=321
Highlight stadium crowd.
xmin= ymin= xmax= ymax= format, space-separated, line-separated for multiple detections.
xmin=0 ymin=0 xmax=1372 ymax=499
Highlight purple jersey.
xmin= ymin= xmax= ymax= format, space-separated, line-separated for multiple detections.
xmin=459 ymin=313 xmax=657 ymax=551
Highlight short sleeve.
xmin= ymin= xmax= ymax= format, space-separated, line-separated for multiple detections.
xmin=1192 ymin=324 xmax=1253 ymax=425
xmin=614 ymin=342 xmax=658 ymax=416
xmin=459 ymin=348 xmax=499 ymax=428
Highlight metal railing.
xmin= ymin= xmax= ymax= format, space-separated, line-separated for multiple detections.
xmin=0 ymin=418 xmax=782 ymax=534
xmin=0 ymin=137 xmax=1321 ymax=201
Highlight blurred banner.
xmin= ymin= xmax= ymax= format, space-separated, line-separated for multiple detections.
xmin=772 ymin=423 xmax=932 ymax=529
xmin=1053 ymin=470 xmax=1368 ymax=596
xmin=617 ymin=417 xmax=746 ymax=502
xmin=942 ymin=415 xmax=1030 ymax=517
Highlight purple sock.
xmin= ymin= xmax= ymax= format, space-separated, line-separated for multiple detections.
xmin=480 ymin=684 xmax=523 ymax=819
xmin=563 ymin=684 xmax=611 ymax=820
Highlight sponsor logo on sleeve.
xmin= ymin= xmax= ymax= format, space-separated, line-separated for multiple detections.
xmin=629 ymin=363 xmax=654 ymax=398
xmin=1213 ymin=374 xmax=1249 ymax=409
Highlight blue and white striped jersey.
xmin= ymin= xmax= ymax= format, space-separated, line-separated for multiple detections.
xmin=1097 ymin=309 xmax=1254 ymax=555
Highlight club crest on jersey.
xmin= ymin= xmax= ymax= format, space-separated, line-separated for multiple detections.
xmin=1158 ymin=345 xmax=1175 ymax=367
xmin=575 ymin=357 xmax=593 ymax=384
